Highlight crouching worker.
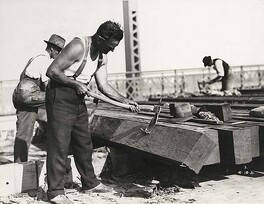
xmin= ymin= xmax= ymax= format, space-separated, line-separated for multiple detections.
xmin=198 ymin=56 xmax=234 ymax=93
xmin=12 ymin=34 xmax=65 ymax=162
xmin=45 ymin=21 xmax=139 ymax=203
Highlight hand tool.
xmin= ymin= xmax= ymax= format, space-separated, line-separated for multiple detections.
xmin=87 ymin=89 xmax=155 ymax=112
xmin=140 ymin=98 xmax=162 ymax=134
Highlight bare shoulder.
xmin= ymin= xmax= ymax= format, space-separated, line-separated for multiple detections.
xmin=101 ymin=54 xmax=108 ymax=65
xmin=61 ymin=37 xmax=84 ymax=62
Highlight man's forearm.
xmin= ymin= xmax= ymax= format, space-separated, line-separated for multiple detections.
xmin=46 ymin=69 xmax=80 ymax=89
xmin=207 ymin=76 xmax=223 ymax=84
xmin=98 ymin=83 xmax=127 ymax=103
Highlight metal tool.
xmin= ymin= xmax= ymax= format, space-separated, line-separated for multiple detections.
xmin=87 ymin=89 xmax=155 ymax=112
xmin=140 ymin=98 xmax=162 ymax=134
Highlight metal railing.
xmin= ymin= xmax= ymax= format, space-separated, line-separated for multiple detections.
xmin=1 ymin=64 xmax=264 ymax=115
xmin=90 ymin=64 xmax=264 ymax=100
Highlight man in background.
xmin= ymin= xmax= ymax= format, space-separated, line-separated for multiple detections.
xmin=13 ymin=34 xmax=65 ymax=162
xmin=198 ymin=56 xmax=234 ymax=93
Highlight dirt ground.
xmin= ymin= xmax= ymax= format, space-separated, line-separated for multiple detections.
xmin=1 ymin=144 xmax=264 ymax=204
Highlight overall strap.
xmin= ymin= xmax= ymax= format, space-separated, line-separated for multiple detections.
xmin=20 ymin=54 xmax=45 ymax=80
xmin=85 ymin=53 xmax=103 ymax=85
xmin=72 ymin=36 xmax=90 ymax=80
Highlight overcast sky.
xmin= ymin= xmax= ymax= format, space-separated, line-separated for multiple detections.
xmin=0 ymin=0 xmax=264 ymax=81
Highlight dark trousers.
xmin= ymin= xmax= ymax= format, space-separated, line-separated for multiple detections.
xmin=14 ymin=109 xmax=38 ymax=162
xmin=45 ymin=82 xmax=99 ymax=199
xmin=221 ymin=73 xmax=234 ymax=92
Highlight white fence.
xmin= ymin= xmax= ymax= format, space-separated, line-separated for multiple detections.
xmin=1 ymin=64 xmax=264 ymax=115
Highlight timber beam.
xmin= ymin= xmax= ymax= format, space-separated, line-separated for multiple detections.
xmin=90 ymin=111 xmax=218 ymax=174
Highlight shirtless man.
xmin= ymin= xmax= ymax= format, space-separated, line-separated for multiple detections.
xmin=45 ymin=21 xmax=139 ymax=203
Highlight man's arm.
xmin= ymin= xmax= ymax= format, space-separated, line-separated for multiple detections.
xmin=206 ymin=75 xmax=223 ymax=85
xmin=201 ymin=60 xmax=224 ymax=85
xmin=46 ymin=38 xmax=89 ymax=95
xmin=94 ymin=54 xmax=138 ymax=106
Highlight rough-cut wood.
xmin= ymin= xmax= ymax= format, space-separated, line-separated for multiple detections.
xmin=0 ymin=161 xmax=43 ymax=196
xmin=138 ymin=101 xmax=262 ymax=109
xmin=232 ymin=116 xmax=264 ymax=122
xmin=238 ymin=121 xmax=264 ymax=157
xmin=163 ymin=120 xmax=253 ymax=165
xmin=217 ymin=127 xmax=252 ymax=164
xmin=227 ymin=121 xmax=260 ymax=158
xmin=203 ymin=103 xmax=232 ymax=121
xmin=249 ymin=106 xmax=264 ymax=118
xmin=89 ymin=103 xmax=256 ymax=167
xmin=90 ymin=111 xmax=217 ymax=174
xmin=0 ymin=158 xmax=74 ymax=196
xmin=189 ymin=118 xmax=223 ymax=125
xmin=149 ymin=96 xmax=264 ymax=104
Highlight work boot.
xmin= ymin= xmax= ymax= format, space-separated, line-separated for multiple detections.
xmin=82 ymin=182 xmax=114 ymax=193
xmin=50 ymin=194 xmax=74 ymax=204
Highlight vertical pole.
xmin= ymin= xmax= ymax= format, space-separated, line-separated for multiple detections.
xmin=240 ymin=66 xmax=244 ymax=89
xmin=258 ymin=66 xmax=261 ymax=87
xmin=161 ymin=73 xmax=164 ymax=96
xmin=181 ymin=72 xmax=185 ymax=93
xmin=174 ymin=69 xmax=177 ymax=95
xmin=123 ymin=0 xmax=141 ymax=100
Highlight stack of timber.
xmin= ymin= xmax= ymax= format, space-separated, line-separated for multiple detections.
xmin=87 ymin=95 xmax=264 ymax=174
xmin=148 ymin=95 xmax=264 ymax=160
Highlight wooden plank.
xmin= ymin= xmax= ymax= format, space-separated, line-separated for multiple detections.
xmin=203 ymin=103 xmax=232 ymax=121
xmin=0 ymin=161 xmax=44 ymax=196
xmin=138 ymin=101 xmax=262 ymax=110
xmin=91 ymin=112 xmax=217 ymax=174
xmin=160 ymin=120 xmax=253 ymax=165
xmin=189 ymin=118 xmax=223 ymax=125
xmin=149 ymin=96 xmax=264 ymax=104
xmin=227 ymin=121 xmax=260 ymax=158
xmin=218 ymin=128 xmax=252 ymax=165
xmin=0 ymin=158 xmax=75 ymax=196
xmin=232 ymin=116 xmax=264 ymax=122
xmin=90 ymin=105 xmax=254 ymax=166
xmin=229 ymin=120 xmax=264 ymax=157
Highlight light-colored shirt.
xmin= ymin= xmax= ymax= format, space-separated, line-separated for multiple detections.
xmin=214 ymin=59 xmax=225 ymax=77
xmin=25 ymin=53 xmax=52 ymax=82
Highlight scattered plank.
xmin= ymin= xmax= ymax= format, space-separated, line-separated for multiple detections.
xmin=202 ymin=103 xmax=232 ymax=121
xmin=149 ymin=96 xmax=264 ymax=104
xmin=0 ymin=161 xmax=44 ymax=196
xmin=168 ymin=120 xmax=253 ymax=165
xmin=227 ymin=121 xmax=260 ymax=158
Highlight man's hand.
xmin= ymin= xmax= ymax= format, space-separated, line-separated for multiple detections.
xmin=124 ymin=99 xmax=140 ymax=113
xmin=75 ymin=81 xmax=89 ymax=95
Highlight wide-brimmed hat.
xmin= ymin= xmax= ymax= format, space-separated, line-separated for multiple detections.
xmin=202 ymin=56 xmax=212 ymax=67
xmin=44 ymin=34 xmax=65 ymax=50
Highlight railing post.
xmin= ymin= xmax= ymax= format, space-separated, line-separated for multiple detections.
xmin=240 ymin=66 xmax=244 ymax=88
xmin=181 ymin=72 xmax=185 ymax=93
xmin=115 ymin=81 xmax=119 ymax=92
xmin=258 ymin=65 xmax=261 ymax=87
xmin=174 ymin=69 xmax=177 ymax=95
xmin=161 ymin=73 xmax=164 ymax=96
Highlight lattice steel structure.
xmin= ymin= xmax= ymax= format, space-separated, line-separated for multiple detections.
xmin=123 ymin=0 xmax=141 ymax=99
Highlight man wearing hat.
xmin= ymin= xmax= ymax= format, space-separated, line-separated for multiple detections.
xmin=13 ymin=34 xmax=65 ymax=163
xmin=198 ymin=56 xmax=234 ymax=92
